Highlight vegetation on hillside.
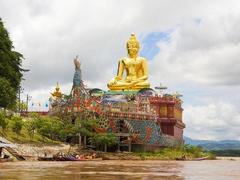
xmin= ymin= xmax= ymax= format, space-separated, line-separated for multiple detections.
xmin=0 ymin=112 xmax=59 ymax=143
xmin=0 ymin=110 xmax=219 ymax=160
xmin=210 ymin=149 xmax=240 ymax=157
xmin=0 ymin=111 xmax=118 ymax=149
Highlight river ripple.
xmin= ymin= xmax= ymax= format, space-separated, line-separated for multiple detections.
xmin=0 ymin=160 xmax=239 ymax=180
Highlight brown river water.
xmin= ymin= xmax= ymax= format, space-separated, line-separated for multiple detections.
xmin=0 ymin=160 xmax=239 ymax=180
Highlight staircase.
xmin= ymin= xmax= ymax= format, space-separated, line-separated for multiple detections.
xmin=0 ymin=136 xmax=25 ymax=161
xmin=124 ymin=120 xmax=135 ymax=134
xmin=5 ymin=147 xmax=25 ymax=161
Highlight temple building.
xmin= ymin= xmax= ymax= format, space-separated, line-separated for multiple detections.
xmin=49 ymin=34 xmax=185 ymax=151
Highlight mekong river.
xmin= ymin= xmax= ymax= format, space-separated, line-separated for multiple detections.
xmin=0 ymin=160 xmax=239 ymax=179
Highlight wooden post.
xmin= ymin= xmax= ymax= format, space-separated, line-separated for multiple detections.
xmin=0 ymin=147 xmax=2 ymax=158
xmin=128 ymin=140 xmax=132 ymax=152
xmin=117 ymin=137 xmax=120 ymax=152
xmin=143 ymin=143 xmax=146 ymax=152
xmin=104 ymin=143 xmax=107 ymax=152
xmin=78 ymin=133 xmax=82 ymax=150
xmin=84 ymin=136 xmax=87 ymax=148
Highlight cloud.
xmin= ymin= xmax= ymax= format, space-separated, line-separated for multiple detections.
xmin=184 ymin=101 xmax=240 ymax=140
xmin=150 ymin=15 xmax=240 ymax=87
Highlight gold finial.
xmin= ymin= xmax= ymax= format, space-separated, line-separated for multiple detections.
xmin=56 ymin=82 xmax=60 ymax=91
xmin=127 ymin=33 xmax=140 ymax=48
xmin=51 ymin=82 xmax=63 ymax=98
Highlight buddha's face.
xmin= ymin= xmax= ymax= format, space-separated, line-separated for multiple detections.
xmin=127 ymin=43 xmax=139 ymax=57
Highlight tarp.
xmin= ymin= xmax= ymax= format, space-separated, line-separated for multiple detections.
xmin=0 ymin=143 xmax=17 ymax=148
xmin=0 ymin=136 xmax=17 ymax=148
xmin=102 ymin=94 xmax=127 ymax=103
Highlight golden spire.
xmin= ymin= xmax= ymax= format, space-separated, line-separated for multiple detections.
xmin=51 ymin=82 xmax=63 ymax=98
xmin=56 ymin=82 xmax=60 ymax=91
xmin=126 ymin=33 xmax=140 ymax=49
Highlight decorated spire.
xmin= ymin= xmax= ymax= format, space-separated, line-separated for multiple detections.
xmin=51 ymin=82 xmax=63 ymax=98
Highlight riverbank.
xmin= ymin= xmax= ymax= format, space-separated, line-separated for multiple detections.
xmin=2 ymin=143 xmax=216 ymax=161
xmin=216 ymin=156 xmax=240 ymax=161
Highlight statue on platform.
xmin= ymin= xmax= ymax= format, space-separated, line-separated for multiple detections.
xmin=107 ymin=34 xmax=150 ymax=91
xmin=74 ymin=56 xmax=81 ymax=70
xmin=73 ymin=56 xmax=82 ymax=87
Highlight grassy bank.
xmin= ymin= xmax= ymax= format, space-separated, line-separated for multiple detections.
xmin=134 ymin=145 xmax=216 ymax=160
xmin=0 ymin=124 xmax=59 ymax=144
xmin=90 ymin=145 xmax=216 ymax=161
xmin=0 ymin=113 xmax=61 ymax=144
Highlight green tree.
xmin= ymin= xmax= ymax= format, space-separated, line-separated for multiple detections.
xmin=90 ymin=133 xmax=117 ymax=152
xmin=25 ymin=120 xmax=37 ymax=140
xmin=0 ymin=111 xmax=8 ymax=133
xmin=37 ymin=116 xmax=63 ymax=141
xmin=11 ymin=116 xmax=23 ymax=138
xmin=74 ymin=118 xmax=97 ymax=148
xmin=49 ymin=117 xmax=64 ymax=140
xmin=24 ymin=113 xmax=40 ymax=140
xmin=0 ymin=77 xmax=16 ymax=109
xmin=0 ymin=18 xmax=26 ymax=109
xmin=14 ymin=101 xmax=27 ymax=112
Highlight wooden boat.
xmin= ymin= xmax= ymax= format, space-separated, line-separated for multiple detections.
xmin=37 ymin=157 xmax=54 ymax=161
xmin=38 ymin=154 xmax=102 ymax=161
xmin=175 ymin=157 xmax=207 ymax=161
xmin=53 ymin=155 xmax=102 ymax=161
xmin=0 ymin=158 xmax=14 ymax=163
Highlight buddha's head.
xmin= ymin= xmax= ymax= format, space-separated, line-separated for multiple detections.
xmin=126 ymin=33 xmax=139 ymax=58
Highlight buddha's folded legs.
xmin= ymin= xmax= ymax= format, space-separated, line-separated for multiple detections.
xmin=108 ymin=81 xmax=150 ymax=91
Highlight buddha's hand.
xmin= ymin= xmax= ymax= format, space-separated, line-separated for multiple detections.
xmin=125 ymin=76 xmax=133 ymax=83
xmin=108 ymin=79 xmax=115 ymax=85
xmin=115 ymin=76 xmax=121 ymax=81
xmin=109 ymin=76 xmax=121 ymax=85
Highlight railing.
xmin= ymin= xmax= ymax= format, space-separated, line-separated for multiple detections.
xmin=104 ymin=111 xmax=156 ymax=121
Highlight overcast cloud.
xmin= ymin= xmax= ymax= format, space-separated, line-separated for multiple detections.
xmin=1 ymin=0 xmax=240 ymax=140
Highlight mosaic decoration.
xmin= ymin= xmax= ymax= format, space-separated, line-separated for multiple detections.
xmin=49 ymin=57 xmax=185 ymax=149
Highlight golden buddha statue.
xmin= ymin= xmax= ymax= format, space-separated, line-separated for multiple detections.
xmin=51 ymin=82 xmax=63 ymax=99
xmin=107 ymin=33 xmax=150 ymax=91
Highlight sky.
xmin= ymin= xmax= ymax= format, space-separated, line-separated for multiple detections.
xmin=1 ymin=0 xmax=240 ymax=140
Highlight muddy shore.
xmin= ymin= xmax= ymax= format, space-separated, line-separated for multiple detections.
xmin=1 ymin=143 xmax=221 ymax=161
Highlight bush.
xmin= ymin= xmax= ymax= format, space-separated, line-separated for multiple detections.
xmin=89 ymin=133 xmax=117 ymax=152
xmin=0 ymin=111 xmax=8 ymax=133
xmin=36 ymin=116 xmax=64 ymax=141
xmin=184 ymin=144 xmax=204 ymax=158
xmin=24 ymin=113 xmax=40 ymax=140
xmin=11 ymin=116 xmax=23 ymax=138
